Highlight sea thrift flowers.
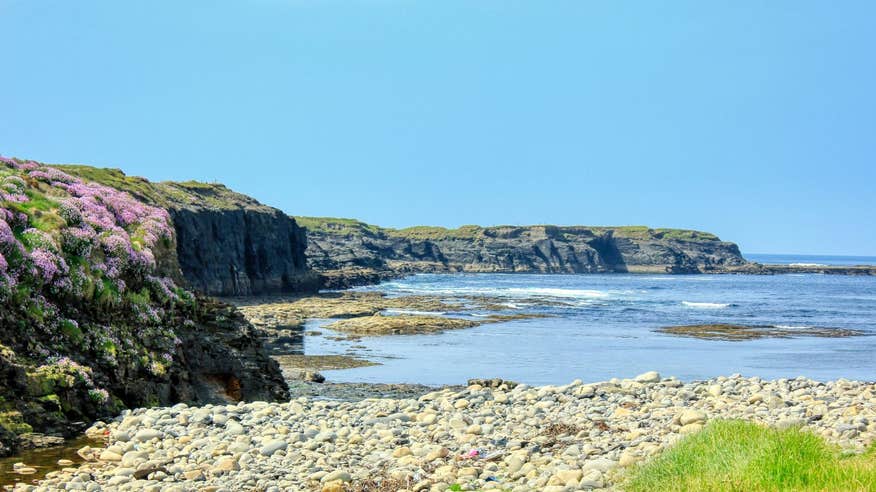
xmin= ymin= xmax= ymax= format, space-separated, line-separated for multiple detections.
xmin=60 ymin=227 xmax=96 ymax=257
xmin=30 ymin=248 xmax=67 ymax=282
xmin=0 ymin=154 xmax=199 ymax=421
xmin=0 ymin=219 xmax=14 ymax=246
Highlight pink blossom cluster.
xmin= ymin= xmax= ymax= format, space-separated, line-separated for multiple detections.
xmin=88 ymin=388 xmax=110 ymax=404
xmin=146 ymin=275 xmax=180 ymax=303
xmin=28 ymin=168 xmax=75 ymax=185
xmin=41 ymin=356 xmax=96 ymax=386
xmin=1 ymin=175 xmax=28 ymax=203
xmin=21 ymin=228 xmax=59 ymax=251
xmin=133 ymin=303 xmax=162 ymax=324
xmin=0 ymin=156 xmax=175 ymax=290
xmin=0 ymin=219 xmax=14 ymax=245
xmin=0 ymin=156 xmax=191 ymax=393
xmin=29 ymin=248 xmax=69 ymax=283
xmin=60 ymin=227 xmax=96 ymax=257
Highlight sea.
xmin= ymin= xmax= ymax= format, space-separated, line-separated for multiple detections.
xmin=304 ymin=254 xmax=876 ymax=386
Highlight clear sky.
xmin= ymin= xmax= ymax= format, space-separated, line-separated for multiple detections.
xmin=1 ymin=1 xmax=874 ymax=255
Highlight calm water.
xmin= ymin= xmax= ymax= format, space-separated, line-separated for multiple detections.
xmin=746 ymin=253 xmax=876 ymax=266
xmin=0 ymin=436 xmax=103 ymax=487
xmin=305 ymin=273 xmax=876 ymax=385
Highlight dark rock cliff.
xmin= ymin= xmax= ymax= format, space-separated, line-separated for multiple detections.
xmin=168 ymin=200 xmax=317 ymax=296
xmin=0 ymin=160 xmax=290 ymax=456
xmin=296 ymin=219 xmax=748 ymax=287
xmin=60 ymin=167 xmax=319 ymax=296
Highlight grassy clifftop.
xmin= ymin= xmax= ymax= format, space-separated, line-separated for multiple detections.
xmin=294 ymin=216 xmax=723 ymax=243
xmin=59 ymin=165 xmax=271 ymax=212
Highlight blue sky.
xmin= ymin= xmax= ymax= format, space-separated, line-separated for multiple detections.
xmin=1 ymin=1 xmax=874 ymax=255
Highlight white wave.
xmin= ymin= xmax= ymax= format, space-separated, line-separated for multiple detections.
xmin=501 ymin=302 xmax=523 ymax=309
xmin=506 ymin=287 xmax=610 ymax=299
xmin=383 ymin=309 xmax=446 ymax=316
xmin=790 ymin=263 xmax=827 ymax=267
xmin=682 ymin=301 xmax=730 ymax=309
xmin=374 ymin=285 xmax=613 ymax=301
xmin=772 ymin=324 xmax=813 ymax=330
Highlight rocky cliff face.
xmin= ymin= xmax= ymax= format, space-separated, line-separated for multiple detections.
xmin=0 ymin=158 xmax=289 ymax=456
xmin=61 ymin=167 xmax=319 ymax=296
xmin=297 ymin=219 xmax=748 ymax=287
xmin=166 ymin=194 xmax=317 ymax=297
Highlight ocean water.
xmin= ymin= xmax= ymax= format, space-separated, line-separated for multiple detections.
xmin=746 ymin=253 xmax=876 ymax=266
xmin=305 ymin=273 xmax=876 ymax=386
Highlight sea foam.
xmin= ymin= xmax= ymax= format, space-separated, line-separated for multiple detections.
xmin=682 ymin=301 xmax=730 ymax=309
xmin=383 ymin=309 xmax=446 ymax=316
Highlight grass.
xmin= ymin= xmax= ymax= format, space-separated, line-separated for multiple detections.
xmin=389 ymin=224 xmax=485 ymax=240
xmin=625 ymin=420 xmax=876 ymax=492
xmin=292 ymin=216 xmax=385 ymax=236
xmin=58 ymin=165 xmax=168 ymax=204
xmin=58 ymin=164 xmax=266 ymax=210
xmin=590 ymin=225 xmax=721 ymax=241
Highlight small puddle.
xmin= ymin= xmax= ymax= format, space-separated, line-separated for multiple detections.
xmin=1 ymin=436 xmax=105 ymax=488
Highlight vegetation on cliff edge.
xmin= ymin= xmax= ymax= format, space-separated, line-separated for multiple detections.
xmin=58 ymin=165 xmax=271 ymax=212
xmin=294 ymin=216 xmax=722 ymax=242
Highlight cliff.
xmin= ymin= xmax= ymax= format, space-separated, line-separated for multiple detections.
xmin=60 ymin=166 xmax=319 ymax=297
xmin=0 ymin=157 xmax=288 ymax=456
xmin=296 ymin=218 xmax=748 ymax=287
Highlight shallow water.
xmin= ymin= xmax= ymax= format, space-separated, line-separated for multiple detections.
xmin=0 ymin=436 xmax=103 ymax=488
xmin=304 ymin=273 xmax=876 ymax=386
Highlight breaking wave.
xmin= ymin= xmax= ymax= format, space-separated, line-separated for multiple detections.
xmin=682 ymin=301 xmax=731 ymax=309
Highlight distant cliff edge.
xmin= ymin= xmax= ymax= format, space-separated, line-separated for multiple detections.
xmin=295 ymin=217 xmax=750 ymax=288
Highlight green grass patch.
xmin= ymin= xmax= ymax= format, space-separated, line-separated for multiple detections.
xmin=58 ymin=164 xmax=246 ymax=210
xmin=58 ymin=165 xmax=166 ymax=203
xmin=293 ymin=216 xmax=386 ymax=236
xmin=625 ymin=420 xmax=876 ymax=492
xmin=590 ymin=225 xmax=720 ymax=241
xmin=389 ymin=225 xmax=485 ymax=240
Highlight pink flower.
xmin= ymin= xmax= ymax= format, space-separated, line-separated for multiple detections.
xmin=28 ymin=168 xmax=75 ymax=185
xmin=30 ymin=248 xmax=68 ymax=282
xmin=0 ymin=219 xmax=14 ymax=245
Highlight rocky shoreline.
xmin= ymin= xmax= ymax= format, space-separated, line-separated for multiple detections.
xmin=8 ymin=373 xmax=875 ymax=491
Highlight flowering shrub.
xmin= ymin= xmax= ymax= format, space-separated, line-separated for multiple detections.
xmin=0 ymin=175 xmax=28 ymax=203
xmin=146 ymin=275 xmax=180 ymax=303
xmin=88 ymin=388 xmax=110 ymax=404
xmin=0 ymin=219 xmax=14 ymax=247
xmin=21 ymin=228 xmax=59 ymax=251
xmin=30 ymin=248 xmax=68 ymax=283
xmin=60 ymin=227 xmax=96 ymax=257
xmin=0 ymin=155 xmax=193 ymax=412
xmin=58 ymin=199 xmax=83 ymax=226
xmin=35 ymin=356 xmax=95 ymax=387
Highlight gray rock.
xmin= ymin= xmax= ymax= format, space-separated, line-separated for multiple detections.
xmin=259 ymin=440 xmax=288 ymax=456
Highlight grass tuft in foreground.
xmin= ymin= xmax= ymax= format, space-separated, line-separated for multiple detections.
xmin=625 ymin=420 xmax=876 ymax=492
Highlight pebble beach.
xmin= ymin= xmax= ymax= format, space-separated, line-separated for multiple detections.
xmin=13 ymin=373 xmax=876 ymax=492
